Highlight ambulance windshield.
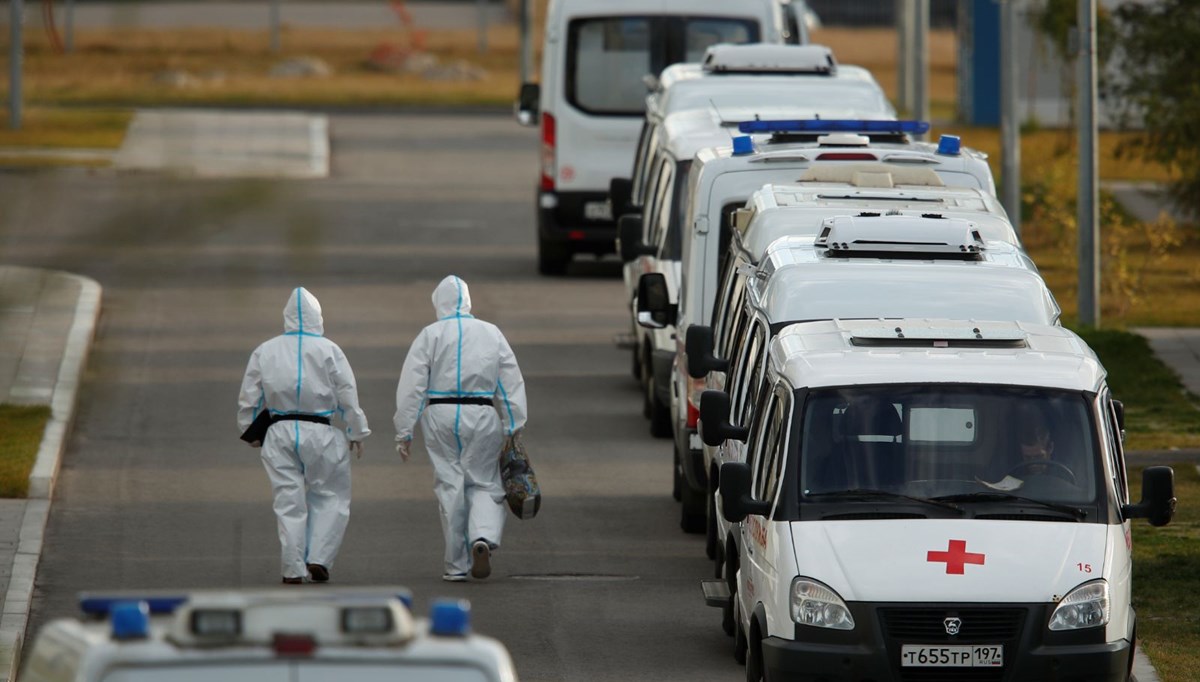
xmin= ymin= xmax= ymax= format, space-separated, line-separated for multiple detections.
xmin=796 ymin=385 xmax=1101 ymax=510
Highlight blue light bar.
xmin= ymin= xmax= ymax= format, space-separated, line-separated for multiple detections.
xmin=937 ymin=134 xmax=962 ymax=155
xmin=737 ymin=119 xmax=930 ymax=135
xmin=110 ymin=601 xmax=151 ymax=640
xmin=81 ymin=594 xmax=188 ymax=617
xmin=430 ymin=599 xmax=471 ymax=637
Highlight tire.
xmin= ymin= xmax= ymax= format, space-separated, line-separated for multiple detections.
xmin=680 ymin=480 xmax=706 ymax=534
xmin=537 ymin=237 xmax=570 ymax=276
xmin=745 ymin=620 xmax=764 ymax=682
xmin=649 ymin=392 xmax=672 ymax=438
xmin=672 ymin=449 xmax=682 ymax=502
xmin=733 ymin=598 xmax=748 ymax=664
xmin=705 ymin=475 xmax=718 ymax=560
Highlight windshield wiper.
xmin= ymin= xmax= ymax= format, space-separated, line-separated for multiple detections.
xmin=806 ymin=489 xmax=964 ymax=514
xmin=930 ymin=492 xmax=1087 ymax=520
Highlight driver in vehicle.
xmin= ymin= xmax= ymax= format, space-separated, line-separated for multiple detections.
xmin=982 ymin=408 xmax=1075 ymax=490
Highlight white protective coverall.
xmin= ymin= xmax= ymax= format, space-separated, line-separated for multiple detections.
xmin=394 ymin=276 xmax=527 ymax=576
xmin=237 ymin=287 xmax=371 ymax=580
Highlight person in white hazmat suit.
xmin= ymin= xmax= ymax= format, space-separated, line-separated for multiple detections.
xmin=237 ymin=287 xmax=370 ymax=585
xmin=394 ymin=276 xmax=527 ymax=582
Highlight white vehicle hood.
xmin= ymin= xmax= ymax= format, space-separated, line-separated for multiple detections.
xmin=793 ymin=520 xmax=1108 ymax=603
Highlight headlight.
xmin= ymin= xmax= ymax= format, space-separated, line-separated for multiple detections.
xmin=790 ymin=577 xmax=855 ymax=630
xmin=1048 ymin=580 xmax=1109 ymax=631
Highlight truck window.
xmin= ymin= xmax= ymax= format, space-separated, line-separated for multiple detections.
xmin=567 ymin=18 xmax=656 ymax=115
xmin=682 ymin=18 xmax=758 ymax=62
xmin=630 ymin=121 xmax=655 ymax=207
xmin=754 ymin=391 xmax=789 ymax=503
xmin=731 ymin=323 xmax=765 ymax=428
xmin=794 ymin=386 xmax=1103 ymax=512
xmin=713 ymin=259 xmax=747 ymax=362
xmin=647 ymin=159 xmax=674 ymax=247
xmin=660 ymin=161 xmax=692 ymax=260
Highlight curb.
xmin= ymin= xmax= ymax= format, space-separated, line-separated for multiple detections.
xmin=0 ymin=272 xmax=102 ymax=682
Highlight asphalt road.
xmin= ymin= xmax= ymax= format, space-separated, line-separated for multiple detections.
xmin=2 ymin=113 xmax=745 ymax=681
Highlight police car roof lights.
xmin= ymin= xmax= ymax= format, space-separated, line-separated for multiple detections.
xmin=731 ymin=135 xmax=755 ymax=156
xmin=702 ymin=44 xmax=836 ymax=75
xmin=80 ymin=593 xmax=189 ymax=617
xmin=429 ymin=599 xmax=471 ymax=637
xmin=110 ymin=601 xmax=151 ymax=641
xmin=937 ymin=134 xmax=962 ymax=155
xmin=814 ymin=214 xmax=986 ymax=258
xmin=738 ymin=119 xmax=930 ymax=135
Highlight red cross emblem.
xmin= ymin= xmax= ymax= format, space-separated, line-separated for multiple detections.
xmin=927 ymin=539 xmax=986 ymax=575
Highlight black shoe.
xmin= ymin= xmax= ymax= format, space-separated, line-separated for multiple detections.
xmin=282 ymin=576 xmax=304 ymax=585
xmin=307 ymin=564 xmax=330 ymax=583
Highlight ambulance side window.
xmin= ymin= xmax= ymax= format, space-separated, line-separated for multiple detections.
xmin=714 ymin=265 xmax=747 ymax=363
xmin=630 ymin=122 xmax=655 ymax=206
xmin=1102 ymin=391 xmax=1130 ymax=505
xmin=715 ymin=202 xmax=741 ymax=293
xmin=754 ymin=390 xmax=788 ymax=504
xmin=746 ymin=390 xmax=777 ymax=498
xmin=643 ymin=158 xmax=672 ymax=246
xmin=649 ymin=160 xmax=674 ymax=250
xmin=732 ymin=324 xmax=765 ymax=428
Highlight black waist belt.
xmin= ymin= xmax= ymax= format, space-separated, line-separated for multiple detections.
xmin=273 ymin=413 xmax=332 ymax=425
xmin=428 ymin=397 xmax=494 ymax=407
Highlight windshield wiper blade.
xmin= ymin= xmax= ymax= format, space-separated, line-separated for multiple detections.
xmin=807 ymin=489 xmax=963 ymax=514
xmin=930 ymin=492 xmax=1086 ymax=520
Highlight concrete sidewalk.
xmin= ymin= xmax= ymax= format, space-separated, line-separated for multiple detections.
xmin=0 ymin=267 xmax=101 ymax=682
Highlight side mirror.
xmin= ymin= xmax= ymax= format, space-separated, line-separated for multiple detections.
xmin=636 ymin=273 xmax=676 ymax=329
xmin=515 ymin=83 xmax=540 ymax=127
xmin=1122 ymin=466 xmax=1176 ymax=527
xmin=610 ymin=177 xmax=634 ymax=217
xmin=719 ymin=462 xmax=771 ymax=523
xmin=617 ymin=214 xmax=652 ymax=263
xmin=699 ymin=390 xmax=749 ymax=447
xmin=686 ymin=325 xmax=728 ymax=378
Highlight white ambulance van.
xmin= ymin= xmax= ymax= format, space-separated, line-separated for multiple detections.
xmin=699 ymin=318 xmax=1175 ymax=682
xmin=679 ymin=219 xmax=1060 ymax=633
xmin=637 ymin=172 xmax=1016 ymax=536
xmin=21 ymin=588 xmax=518 ymax=682
xmin=615 ymin=47 xmax=896 ymax=434
xmin=514 ymin=0 xmax=787 ymax=275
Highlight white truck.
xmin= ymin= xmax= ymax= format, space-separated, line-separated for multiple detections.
xmin=700 ymin=318 xmax=1175 ymax=682
xmin=514 ymin=0 xmax=788 ymax=275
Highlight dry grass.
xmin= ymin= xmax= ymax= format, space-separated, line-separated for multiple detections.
xmin=0 ymin=107 xmax=131 ymax=149
xmin=4 ymin=25 xmax=525 ymax=108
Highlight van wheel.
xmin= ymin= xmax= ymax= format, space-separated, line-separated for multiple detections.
xmin=745 ymin=620 xmax=764 ymax=682
xmin=733 ymin=599 xmax=748 ymax=664
xmin=537 ymin=238 xmax=570 ymax=276
xmin=680 ymin=481 xmax=706 ymax=534
xmin=705 ymin=477 xmax=718 ymax=560
xmin=672 ymin=449 xmax=682 ymax=502
xmin=649 ymin=385 xmax=672 ymax=438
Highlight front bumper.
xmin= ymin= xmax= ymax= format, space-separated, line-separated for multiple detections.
xmin=760 ymin=602 xmax=1133 ymax=682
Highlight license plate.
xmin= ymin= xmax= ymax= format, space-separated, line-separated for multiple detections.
xmin=583 ymin=201 xmax=612 ymax=221
xmin=900 ymin=645 xmax=1003 ymax=667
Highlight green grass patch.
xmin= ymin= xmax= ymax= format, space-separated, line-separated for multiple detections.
xmin=0 ymin=404 xmax=51 ymax=498
xmin=1076 ymin=329 xmax=1200 ymax=451
xmin=0 ymin=107 xmax=131 ymax=149
xmin=1130 ymin=461 xmax=1200 ymax=678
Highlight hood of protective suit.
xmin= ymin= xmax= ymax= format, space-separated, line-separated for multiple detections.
xmin=283 ymin=287 xmax=324 ymax=336
xmin=432 ymin=276 xmax=472 ymax=319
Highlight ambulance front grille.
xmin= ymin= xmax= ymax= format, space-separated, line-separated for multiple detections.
xmin=880 ymin=607 xmax=1024 ymax=641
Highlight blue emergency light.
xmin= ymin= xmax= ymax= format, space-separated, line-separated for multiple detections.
xmin=110 ymin=601 xmax=151 ymax=640
xmin=429 ymin=599 xmax=471 ymax=637
xmin=937 ymin=134 xmax=962 ymax=155
xmin=737 ymin=119 xmax=930 ymax=135
xmin=731 ymin=136 xmax=755 ymax=156
xmin=81 ymin=593 xmax=189 ymax=617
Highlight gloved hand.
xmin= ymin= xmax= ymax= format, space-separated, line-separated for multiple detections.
xmin=349 ymin=441 xmax=364 ymax=460
xmin=396 ymin=439 xmax=411 ymax=462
